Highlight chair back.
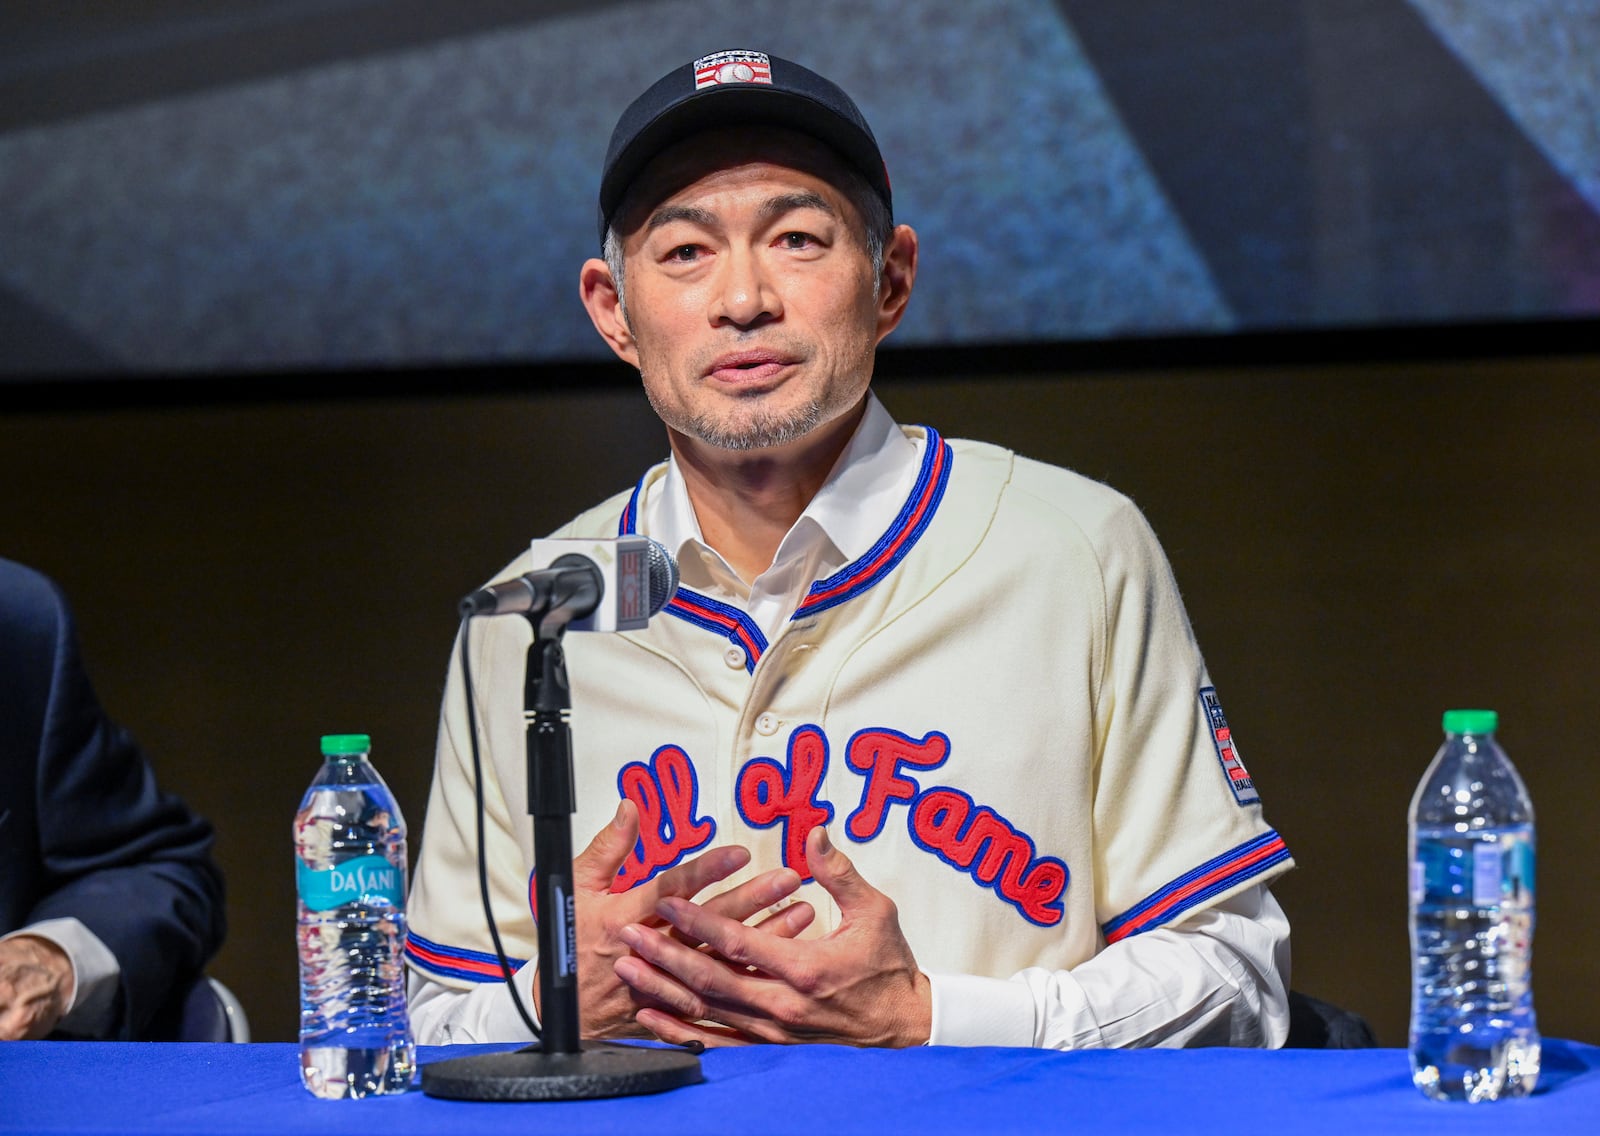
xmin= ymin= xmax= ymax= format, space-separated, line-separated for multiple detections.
xmin=1285 ymin=989 xmax=1377 ymax=1048
xmin=178 ymin=976 xmax=251 ymax=1043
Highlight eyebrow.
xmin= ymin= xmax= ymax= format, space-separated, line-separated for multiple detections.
xmin=759 ymin=192 xmax=837 ymax=225
xmin=645 ymin=204 xmax=717 ymax=235
xmin=643 ymin=191 xmax=839 ymax=236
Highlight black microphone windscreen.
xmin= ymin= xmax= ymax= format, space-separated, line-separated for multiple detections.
xmin=645 ymin=538 xmax=680 ymax=615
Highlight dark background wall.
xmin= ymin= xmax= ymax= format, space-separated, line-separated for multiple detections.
xmin=3 ymin=352 xmax=1595 ymax=1046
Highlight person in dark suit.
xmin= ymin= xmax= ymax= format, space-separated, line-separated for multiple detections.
xmin=0 ymin=558 xmax=225 ymax=1040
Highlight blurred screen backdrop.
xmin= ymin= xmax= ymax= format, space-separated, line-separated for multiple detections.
xmin=3 ymin=0 xmax=1597 ymax=382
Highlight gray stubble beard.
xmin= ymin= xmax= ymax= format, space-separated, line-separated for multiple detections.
xmin=642 ymin=381 xmax=827 ymax=452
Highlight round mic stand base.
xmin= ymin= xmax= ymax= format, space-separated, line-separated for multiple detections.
xmin=420 ymin=1041 xmax=704 ymax=1101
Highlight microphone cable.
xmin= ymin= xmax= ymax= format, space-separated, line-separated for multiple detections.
xmin=458 ymin=614 xmax=543 ymax=1041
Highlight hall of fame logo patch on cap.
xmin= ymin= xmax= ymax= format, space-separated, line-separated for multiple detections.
xmin=1200 ymin=687 xmax=1260 ymax=806
xmin=693 ymin=50 xmax=773 ymax=90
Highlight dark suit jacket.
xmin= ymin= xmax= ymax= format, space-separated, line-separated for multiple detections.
xmin=0 ymin=558 xmax=225 ymax=1039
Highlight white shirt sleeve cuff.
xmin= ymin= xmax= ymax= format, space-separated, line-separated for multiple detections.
xmin=481 ymin=961 xmax=544 ymax=1042
xmin=926 ymin=971 xmax=1039 ymax=1048
xmin=408 ymin=960 xmax=542 ymax=1046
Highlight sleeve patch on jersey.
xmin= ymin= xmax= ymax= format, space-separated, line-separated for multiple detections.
xmin=1200 ymin=686 xmax=1260 ymax=806
xmin=404 ymin=931 xmax=526 ymax=984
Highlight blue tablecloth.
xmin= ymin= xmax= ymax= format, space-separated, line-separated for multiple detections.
xmin=1 ymin=1039 xmax=1596 ymax=1135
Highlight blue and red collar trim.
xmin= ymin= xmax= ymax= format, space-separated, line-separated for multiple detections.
xmin=618 ymin=427 xmax=953 ymax=671
xmin=666 ymin=589 xmax=768 ymax=673
xmin=794 ymin=427 xmax=950 ymax=621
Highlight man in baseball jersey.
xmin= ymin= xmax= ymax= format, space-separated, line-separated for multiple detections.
xmin=405 ymin=50 xmax=1293 ymax=1049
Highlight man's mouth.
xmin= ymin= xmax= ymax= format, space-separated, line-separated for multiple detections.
xmin=706 ymin=350 xmax=793 ymax=384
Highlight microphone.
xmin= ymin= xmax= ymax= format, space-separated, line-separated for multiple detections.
xmin=460 ymin=536 xmax=679 ymax=633
xmin=427 ymin=532 xmax=704 ymax=1102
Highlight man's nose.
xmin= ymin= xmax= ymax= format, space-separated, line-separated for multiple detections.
xmin=711 ymin=248 xmax=779 ymax=329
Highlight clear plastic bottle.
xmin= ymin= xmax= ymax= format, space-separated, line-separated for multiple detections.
xmin=295 ymin=733 xmax=415 ymax=1098
xmin=1408 ymin=709 xmax=1538 ymax=1102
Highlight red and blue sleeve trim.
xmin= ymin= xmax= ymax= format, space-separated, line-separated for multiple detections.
xmin=404 ymin=931 xmax=526 ymax=984
xmin=1101 ymin=830 xmax=1290 ymax=944
xmin=794 ymin=428 xmax=952 ymax=620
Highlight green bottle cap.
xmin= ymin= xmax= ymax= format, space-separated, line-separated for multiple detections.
xmin=320 ymin=733 xmax=372 ymax=755
xmin=1442 ymin=709 xmax=1498 ymax=735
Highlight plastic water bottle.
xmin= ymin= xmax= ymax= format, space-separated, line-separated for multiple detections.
xmin=295 ymin=733 xmax=415 ymax=1098
xmin=1408 ymin=709 xmax=1538 ymax=1102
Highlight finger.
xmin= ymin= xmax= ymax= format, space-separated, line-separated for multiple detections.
xmin=647 ymin=843 xmax=752 ymax=906
xmin=805 ymin=826 xmax=881 ymax=915
xmin=613 ymin=951 xmax=709 ymax=1022
xmin=571 ymin=800 xmax=641 ymax=894
xmin=617 ymin=941 xmax=787 ymax=1045
xmin=699 ymin=867 xmax=802 ymax=926
xmin=652 ymin=896 xmax=799 ymax=982
xmin=752 ymin=901 xmax=815 ymax=940
xmin=634 ymin=1008 xmax=754 ymax=1049
xmin=695 ymin=903 xmax=811 ymax=976
xmin=0 ymin=999 xmax=45 ymax=1042
xmin=610 ymin=845 xmax=754 ymax=934
xmin=619 ymin=916 xmax=781 ymax=1010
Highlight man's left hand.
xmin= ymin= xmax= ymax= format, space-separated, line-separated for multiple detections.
xmin=0 ymin=935 xmax=74 ymax=1040
xmin=613 ymin=826 xmax=932 ymax=1047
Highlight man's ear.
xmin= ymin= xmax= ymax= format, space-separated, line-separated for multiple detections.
xmin=874 ymin=224 xmax=919 ymax=344
xmin=579 ymin=257 xmax=639 ymax=367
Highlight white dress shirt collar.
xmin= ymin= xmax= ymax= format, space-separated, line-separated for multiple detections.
xmin=643 ymin=393 xmax=923 ymax=641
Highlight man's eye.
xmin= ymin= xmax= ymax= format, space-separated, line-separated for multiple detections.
xmin=669 ymin=245 xmax=701 ymax=262
xmin=779 ymin=232 xmax=818 ymax=249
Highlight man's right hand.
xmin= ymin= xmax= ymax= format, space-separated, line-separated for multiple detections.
xmin=0 ymin=935 xmax=74 ymax=1041
xmin=549 ymin=799 xmax=812 ymax=1039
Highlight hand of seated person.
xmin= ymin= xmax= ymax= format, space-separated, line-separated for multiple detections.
xmin=0 ymin=935 xmax=74 ymax=1040
xmin=613 ymin=826 xmax=934 ymax=1048
xmin=554 ymin=799 xmax=815 ymax=1040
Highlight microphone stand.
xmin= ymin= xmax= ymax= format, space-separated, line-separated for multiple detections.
xmin=420 ymin=609 xmax=703 ymax=1101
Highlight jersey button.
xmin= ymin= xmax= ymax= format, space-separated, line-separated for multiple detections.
xmin=755 ymin=712 xmax=780 ymax=736
xmin=723 ymin=645 xmax=746 ymax=669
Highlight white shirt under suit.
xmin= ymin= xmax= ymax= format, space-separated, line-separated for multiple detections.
xmin=405 ymin=395 xmax=1294 ymax=1049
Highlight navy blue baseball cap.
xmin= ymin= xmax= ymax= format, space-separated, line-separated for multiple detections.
xmin=598 ymin=50 xmax=892 ymax=245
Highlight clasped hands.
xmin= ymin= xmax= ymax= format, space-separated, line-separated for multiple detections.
xmin=545 ymin=799 xmax=932 ymax=1048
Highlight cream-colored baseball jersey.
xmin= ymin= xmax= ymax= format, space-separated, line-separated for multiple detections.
xmin=406 ymin=424 xmax=1293 ymax=1046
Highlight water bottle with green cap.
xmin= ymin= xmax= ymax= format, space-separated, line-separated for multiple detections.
xmin=1408 ymin=709 xmax=1539 ymax=1101
xmin=295 ymin=733 xmax=415 ymax=1098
